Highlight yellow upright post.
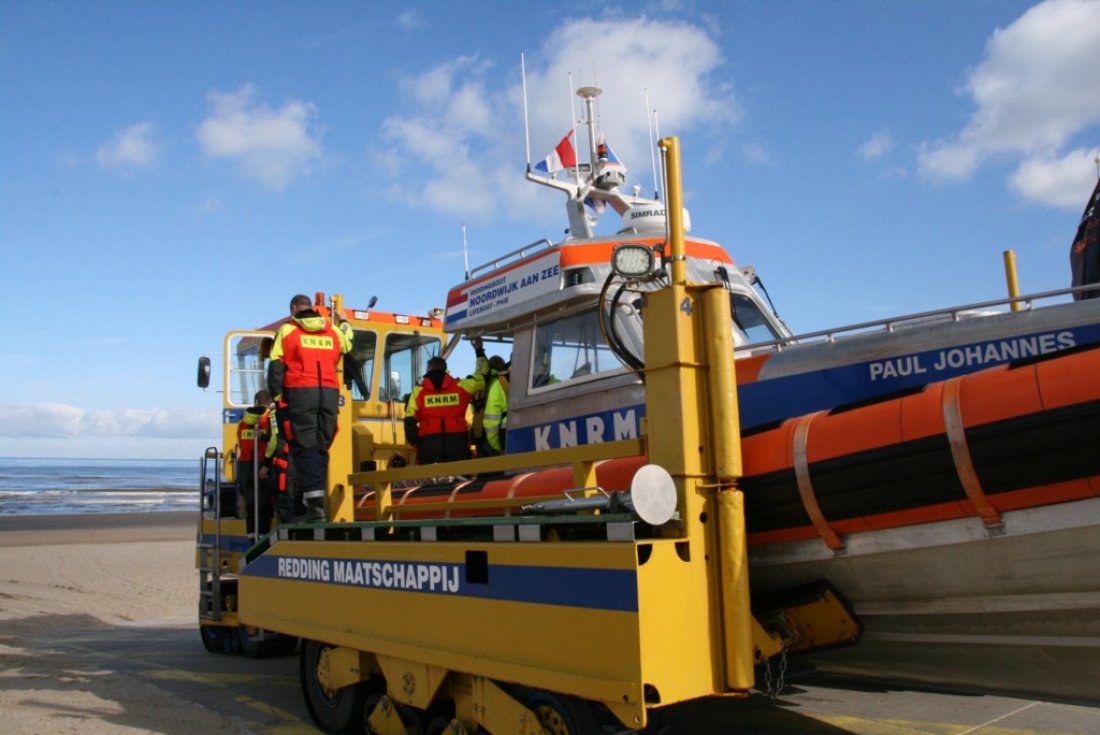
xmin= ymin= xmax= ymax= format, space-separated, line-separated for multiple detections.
xmin=703 ymin=286 xmax=741 ymax=482
xmin=1003 ymin=250 xmax=1021 ymax=312
xmin=665 ymin=139 xmax=688 ymax=288
xmin=645 ymin=137 xmax=709 ymax=537
xmin=328 ymin=293 xmax=355 ymax=522
xmin=642 ymin=137 xmax=753 ymax=694
xmin=701 ymin=285 xmax=753 ymax=687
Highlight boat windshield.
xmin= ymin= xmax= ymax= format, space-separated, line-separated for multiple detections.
xmin=531 ymin=309 xmax=620 ymax=389
xmin=527 ymin=292 xmax=782 ymax=390
xmin=731 ymin=292 xmax=781 ymax=345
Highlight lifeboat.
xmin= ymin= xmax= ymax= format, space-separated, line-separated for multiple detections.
xmin=740 ymin=343 xmax=1100 ymax=703
xmin=740 ymin=343 xmax=1100 ymax=548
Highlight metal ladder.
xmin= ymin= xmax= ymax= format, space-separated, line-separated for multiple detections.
xmin=198 ymin=447 xmax=224 ymax=622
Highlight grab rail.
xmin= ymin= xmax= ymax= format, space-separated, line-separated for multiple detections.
xmin=740 ymin=283 xmax=1100 ymax=353
xmin=467 ymin=238 xmax=555 ymax=279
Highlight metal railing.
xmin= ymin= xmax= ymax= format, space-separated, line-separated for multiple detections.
xmin=467 ymin=238 xmax=555 ymax=279
xmin=740 ymin=284 xmax=1097 ymax=353
xmin=198 ymin=447 xmax=224 ymax=622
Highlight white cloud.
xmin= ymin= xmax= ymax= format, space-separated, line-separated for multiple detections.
xmin=396 ymin=9 xmax=426 ymax=31
xmin=857 ymin=130 xmax=894 ymax=160
xmin=376 ymin=16 xmax=733 ymax=222
xmin=197 ymin=84 xmax=323 ymax=190
xmin=0 ymin=403 xmax=218 ymax=440
xmin=1010 ymin=147 xmax=1100 ymax=208
xmin=918 ymin=0 xmax=1100 ymax=197
xmin=0 ymin=403 xmax=83 ymax=437
xmin=741 ymin=142 xmax=773 ymax=166
xmin=96 ymin=122 xmax=161 ymax=171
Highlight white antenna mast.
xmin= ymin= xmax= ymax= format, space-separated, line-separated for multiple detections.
xmin=591 ymin=64 xmax=600 ymax=128
xmin=462 ymin=223 xmax=470 ymax=279
xmin=568 ymin=72 xmax=580 ymax=185
xmin=645 ymin=88 xmax=659 ymax=199
xmin=521 ymin=53 xmax=532 ymax=171
xmin=653 ymin=109 xmax=663 ymax=202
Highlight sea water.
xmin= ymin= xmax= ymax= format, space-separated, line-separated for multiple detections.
xmin=0 ymin=458 xmax=200 ymax=515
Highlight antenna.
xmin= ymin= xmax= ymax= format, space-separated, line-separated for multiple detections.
xmin=568 ymin=72 xmax=580 ymax=186
xmin=645 ymin=89 xmax=659 ymax=199
xmin=577 ymin=85 xmax=601 ymax=171
xmin=592 ymin=64 xmax=600 ymax=125
xmin=521 ymin=53 xmax=532 ymax=171
xmin=653 ymin=109 xmax=663 ymax=201
xmin=462 ymin=223 xmax=470 ymax=279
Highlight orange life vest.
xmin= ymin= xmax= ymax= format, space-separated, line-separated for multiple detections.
xmin=279 ymin=324 xmax=343 ymax=389
xmin=415 ymin=373 xmax=471 ymax=436
xmin=237 ymin=408 xmax=271 ymax=461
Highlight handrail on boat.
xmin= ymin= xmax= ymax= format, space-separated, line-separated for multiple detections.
xmin=467 ymin=238 xmax=555 ymax=279
xmin=741 ymin=283 xmax=1100 ymax=353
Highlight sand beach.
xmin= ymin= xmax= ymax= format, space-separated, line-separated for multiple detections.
xmin=0 ymin=512 xmax=257 ymax=734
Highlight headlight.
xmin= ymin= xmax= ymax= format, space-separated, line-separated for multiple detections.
xmin=611 ymin=243 xmax=657 ymax=278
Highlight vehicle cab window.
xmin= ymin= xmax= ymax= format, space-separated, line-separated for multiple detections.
xmin=381 ymin=332 xmax=442 ymax=402
xmin=226 ymin=333 xmax=273 ymax=407
xmin=345 ymin=330 xmax=377 ymax=400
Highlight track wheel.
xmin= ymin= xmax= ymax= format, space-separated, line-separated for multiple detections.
xmin=237 ymin=626 xmax=265 ymax=657
xmin=522 ymin=690 xmax=599 ymax=735
xmin=277 ymin=634 xmax=301 ymax=656
xmin=199 ymin=624 xmax=223 ymax=653
xmin=360 ymin=678 xmax=389 ymax=733
xmin=221 ymin=627 xmax=241 ymax=654
xmin=426 ymin=715 xmax=467 ymax=735
xmin=300 ymin=639 xmax=366 ymax=733
xmin=238 ymin=627 xmax=297 ymax=657
xmin=399 ymin=704 xmax=429 ymax=734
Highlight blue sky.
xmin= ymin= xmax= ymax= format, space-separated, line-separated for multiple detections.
xmin=2 ymin=0 xmax=1099 ymax=459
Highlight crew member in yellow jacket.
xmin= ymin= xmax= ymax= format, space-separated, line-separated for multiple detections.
xmin=482 ymin=357 xmax=509 ymax=456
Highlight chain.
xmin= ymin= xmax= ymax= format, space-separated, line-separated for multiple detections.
xmin=776 ymin=645 xmax=788 ymax=695
xmin=762 ymin=645 xmax=789 ymax=699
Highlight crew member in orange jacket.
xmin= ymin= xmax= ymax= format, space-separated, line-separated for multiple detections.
xmin=237 ymin=389 xmax=276 ymax=534
xmin=267 ymin=294 xmax=352 ymax=519
xmin=404 ymin=336 xmax=488 ymax=465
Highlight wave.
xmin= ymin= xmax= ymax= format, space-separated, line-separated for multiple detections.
xmin=0 ymin=458 xmax=204 ymax=516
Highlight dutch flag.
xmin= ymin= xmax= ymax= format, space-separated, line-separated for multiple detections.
xmin=534 ymin=130 xmax=577 ymax=174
